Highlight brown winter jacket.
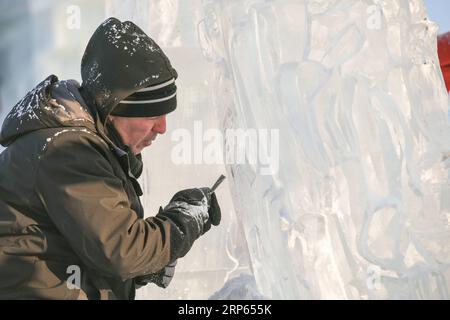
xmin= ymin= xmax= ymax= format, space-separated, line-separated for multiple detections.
xmin=0 ymin=18 xmax=199 ymax=300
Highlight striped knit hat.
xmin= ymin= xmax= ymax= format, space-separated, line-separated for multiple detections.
xmin=110 ymin=78 xmax=177 ymax=117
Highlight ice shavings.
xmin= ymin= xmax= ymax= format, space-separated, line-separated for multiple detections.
xmin=208 ymin=274 xmax=267 ymax=300
xmin=202 ymin=0 xmax=450 ymax=299
xmin=39 ymin=128 xmax=99 ymax=154
xmin=104 ymin=20 xmax=162 ymax=57
xmin=84 ymin=61 xmax=101 ymax=85
xmin=6 ymin=77 xmax=53 ymax=125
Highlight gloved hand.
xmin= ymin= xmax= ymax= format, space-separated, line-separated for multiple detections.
xmin=159 ymin=187 xmax=221 ymax=235
xmin=134 ymin=260 xmax=177 ymax=289
xmin=170 ymin=187 xmax=221 ymax=231
xmin=156 ymin=187 xmax=222 ymax=259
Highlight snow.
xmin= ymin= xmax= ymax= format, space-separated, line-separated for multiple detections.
xmin=39 ymin=128 xmax=96 ymax=153
xmin=84 ymin=61 xmax=101 ymax=85
xmin=209 ymin=274 xmax=267 ymax=300
xmin=108 ymin=0 xmax=450 ymax=300
xmin=102 ymin=18 xmax=161 ymax=56
xmin=6 ymin=77 xmax=53 ymax=124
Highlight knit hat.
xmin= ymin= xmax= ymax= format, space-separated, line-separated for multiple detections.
xmin=80 ymin=17 xmax=178 ymax=122
xmin=110 ymin=77 xmax=177 ymax=117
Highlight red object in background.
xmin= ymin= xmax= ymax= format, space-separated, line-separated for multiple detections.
xmin=438 ymin=32 xmax=450 ymax=92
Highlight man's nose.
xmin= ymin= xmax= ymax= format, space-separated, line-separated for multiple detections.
xmin=153 ymin=115 xmax=167 ymax=134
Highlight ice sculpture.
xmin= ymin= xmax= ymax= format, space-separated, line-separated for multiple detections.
xmin=107 ymin=0 xmax=450 ymax=299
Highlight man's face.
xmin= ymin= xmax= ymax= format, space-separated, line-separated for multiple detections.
xmin=108 ymin=115 xmax=167 ymax=155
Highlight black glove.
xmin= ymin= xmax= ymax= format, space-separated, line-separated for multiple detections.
xmin=170 ymin=187 xmax=221 ymax=232
xmin=156 ymin=187 xmax=222 ymax=259
xmin=205 ymin=189 xmax=221 ymax=226
xmin=134 ymin=260 xmax=177 ymax=289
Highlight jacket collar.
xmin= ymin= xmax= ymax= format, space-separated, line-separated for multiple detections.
xmin=105 ymin=121 xmax=143 ymax=179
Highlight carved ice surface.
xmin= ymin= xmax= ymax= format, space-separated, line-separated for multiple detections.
xmin=107 ymin=0 xmax=450 ymax=300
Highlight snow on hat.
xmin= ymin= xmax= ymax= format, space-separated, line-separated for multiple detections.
xmin=80 ymin=17 xmax=178 ymax=121
xmin=110 ymin=78 xmax=177 ymax=117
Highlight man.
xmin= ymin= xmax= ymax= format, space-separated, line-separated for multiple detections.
xmin=0 ymin=17 xmax=221 ymax=300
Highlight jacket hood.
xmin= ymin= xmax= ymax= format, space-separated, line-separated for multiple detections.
xmin=80 ymin=17 xmax=178 ymax=124
xmin=0 ymin=75 xmax=97 ymax=147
